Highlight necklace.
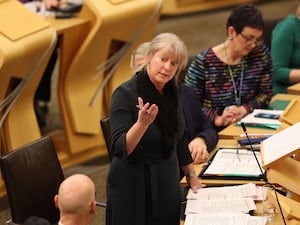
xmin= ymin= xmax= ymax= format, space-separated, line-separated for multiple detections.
xmin=223 ymin=42 xmax=244 ymax=106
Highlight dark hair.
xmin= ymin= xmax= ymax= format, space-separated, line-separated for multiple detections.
xmin=226 ymin=4 xmax=264 ymax=34
xmin=23 ymin=216 xmax=51 ymax=225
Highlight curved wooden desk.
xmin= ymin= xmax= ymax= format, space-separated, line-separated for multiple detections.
xmin=0 ymin=0 xmax=56 ymax=153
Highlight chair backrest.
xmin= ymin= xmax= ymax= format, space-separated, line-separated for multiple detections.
xmin=0 ymin=136 xmax=65 ymax=224
xmin=263 ymin=18 xmax=282 ymax=50
xmin=100 ymin=117 xmax=112 ymax=162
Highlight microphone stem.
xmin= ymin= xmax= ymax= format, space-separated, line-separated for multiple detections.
xmin=244 ymin=129 xmax=267 ymax=182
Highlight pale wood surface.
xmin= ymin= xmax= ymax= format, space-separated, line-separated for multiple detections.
xmin=287 ymin=83 xmax=300 ymax=95
xmin=218 ymin=94 xmax=300 ymax=139
xmin=162 ymin=0 xmax=260 ymax=15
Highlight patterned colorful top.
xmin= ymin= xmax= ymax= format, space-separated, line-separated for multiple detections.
xmin=184 ymin=45 xmax=273 ymax=124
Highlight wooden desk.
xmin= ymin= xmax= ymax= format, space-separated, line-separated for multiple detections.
xmin=180 ymin=139 xmax=286 ymax=225
xmin=287 ymin=82 xmax=300 ymax=95
xmin=218 ymin=93 xmax=300 ymax=139
xmin=0 ymin=0 xmax=56 ymax=152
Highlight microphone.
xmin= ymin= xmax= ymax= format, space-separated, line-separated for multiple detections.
xmin=241 ymin=122 xmax=287 ymax=225
xmin=240 ymin=122 xmax=267 ymax=182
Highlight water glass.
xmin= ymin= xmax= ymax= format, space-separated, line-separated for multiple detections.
xmin=262 ymin=184 xmax=276 ymax=225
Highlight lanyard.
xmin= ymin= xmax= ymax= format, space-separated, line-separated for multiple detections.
xmin=224 ymin=43 xmax=244 ymax=106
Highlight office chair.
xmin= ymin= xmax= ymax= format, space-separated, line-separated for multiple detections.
xmin=263 ymin=18 xmax=282 ymax=50
xmin=0 ymin=136 xmax=64 ymax=225
xmin=0 ymin=136 xmax=106 ymax=225
xmin=100 ymin=117 xmax=113 ymax=162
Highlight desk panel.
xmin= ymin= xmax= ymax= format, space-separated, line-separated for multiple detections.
xmin=287 ymin=83 xmax=300 ymax=95
xmin=0 ymin=0 xmax=56 ymax=153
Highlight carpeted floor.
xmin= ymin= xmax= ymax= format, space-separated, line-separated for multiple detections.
xmin=0 ymin=0 xmax=295 ymax=224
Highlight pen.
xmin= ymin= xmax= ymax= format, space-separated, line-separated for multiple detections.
xmin=136 ymin=105 xmax=150 ymax=114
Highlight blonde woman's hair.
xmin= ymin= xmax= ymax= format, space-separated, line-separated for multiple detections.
xmin=130 ymin=42 xmax=150 ymax=73
xmin=147 ymin=33 xmax=188 ymax=77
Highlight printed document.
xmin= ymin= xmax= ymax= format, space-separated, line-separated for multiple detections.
xmin=185 ymin=214 xmax=267 ymax=225
xmin=201 ymin=148 xmax=263 ymax=178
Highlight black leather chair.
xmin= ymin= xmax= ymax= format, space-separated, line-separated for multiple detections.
xmin=263 ymin=18 xmax=282 ymax=50
xmin=0 ymin=136 xmax=64 ymax=225
xmin=100 ymin=117 xmax=113 ymax=162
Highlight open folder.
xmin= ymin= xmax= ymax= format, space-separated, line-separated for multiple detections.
xmin=199 ymin=148 xmax=265 ymax=180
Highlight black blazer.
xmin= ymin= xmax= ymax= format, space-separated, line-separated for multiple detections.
xmin=181 ymin=84 xmax=218 ymax=152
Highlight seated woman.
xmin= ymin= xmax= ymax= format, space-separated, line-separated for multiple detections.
xmin=184 ymin=4 xmax=273 ymax=131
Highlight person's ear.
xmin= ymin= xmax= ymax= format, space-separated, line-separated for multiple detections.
xmin=89 ymin=200 xmax=96 ymax=214
xmin=227 ymin=26 xmax=236 ymax=38
xmin=54 ymin=195 xmax=59 ymax=208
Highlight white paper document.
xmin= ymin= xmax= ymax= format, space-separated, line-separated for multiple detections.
xmin=261 ymin=121 xmax=300 ymax=168
xmin=186 ymin=183 xmax=257 ymax=200
xmin=239 ymin=109 xmax=283 ymax=129
xmin=24 ymin=1 xmax=55 ymax=16
xmin=184 ymin=184 xmax=267 ymax=225
xmin=201 ymin=148 xmax=263 ymax=178
xmin=185 ymin=214 xmax=267 ymax=225
xmin=185 ymin=197 xmax=256 ymax=214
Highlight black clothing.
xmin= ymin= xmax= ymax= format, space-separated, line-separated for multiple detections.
xmin=106 ymin=70 xmax=193 ymax=225
xmin=181 ymin=84 xmax=218 ymax=152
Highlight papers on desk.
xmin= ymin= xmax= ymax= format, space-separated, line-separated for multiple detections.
xmin=239 ymin=109 xmax=283 ymax=130
xmin=184 ymin=183 xmax=268 ymax=225
xmin=185 ymin=214 xmax=267 ymax=225
xmin=199 ymin=148 xmax=264 ymax=180
xmin=24 ymin=2 xmax=55 ymax=16
xmin=186 ymin=183 xmax=257 ymax=200
xmin=185 ymin=196 xmax=256 ymax=214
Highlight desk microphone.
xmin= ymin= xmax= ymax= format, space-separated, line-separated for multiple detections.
xmin=241 ymin=122 xmax=287 ymax=225
xmin=240 ymin=122 xmax=267 ymax=182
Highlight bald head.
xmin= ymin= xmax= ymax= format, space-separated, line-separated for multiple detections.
xmin=55 ymin=174 xmax=96 ymax=216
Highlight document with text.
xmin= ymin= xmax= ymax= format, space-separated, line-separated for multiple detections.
xmin=200 ymin=148 xmax=264 ymax=180
xmin=185 ymin=214 xmax=267 ymax=225
xmin=186 ymin=183 xmax=257 ymax=200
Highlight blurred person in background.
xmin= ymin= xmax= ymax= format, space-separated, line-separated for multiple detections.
xmin=271 ymin=0 xmax=300 ymax=95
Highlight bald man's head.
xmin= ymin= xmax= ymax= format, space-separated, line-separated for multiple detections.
xmin=55 ymin=174 xmax=96 ymax=216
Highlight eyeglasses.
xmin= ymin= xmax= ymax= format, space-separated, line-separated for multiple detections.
xmin=239 ymin=33 xmax=264 ymax=46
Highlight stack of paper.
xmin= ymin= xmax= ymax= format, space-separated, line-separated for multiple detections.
xmin=184 ymin=183 xmax=268 ymax=225
xmin=185 ymin=214 xmax=267 ymax=225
